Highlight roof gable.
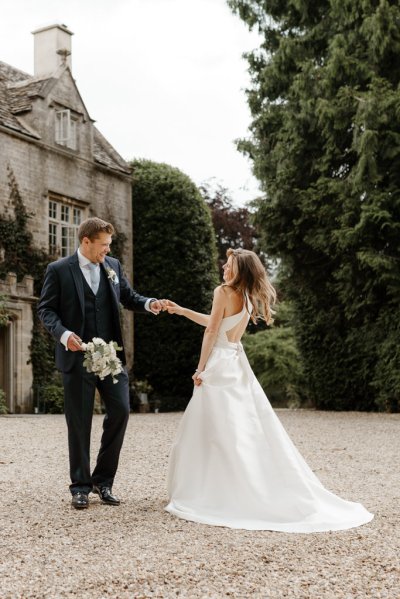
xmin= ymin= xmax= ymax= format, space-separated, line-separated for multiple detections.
xmin=0 ymin=60 xmax=131 ymax=175
xmin=5 ymin=65 xmax=92 ymax=120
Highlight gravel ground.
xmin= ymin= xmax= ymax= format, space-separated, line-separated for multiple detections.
xmin=0 ymin=410 xmax=398 ymax=599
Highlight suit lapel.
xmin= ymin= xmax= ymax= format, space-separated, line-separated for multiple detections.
xmin=102 ymin=258 xmax=119 ymax=306
xmin=69 ymin=253 xmax=85 ymax=315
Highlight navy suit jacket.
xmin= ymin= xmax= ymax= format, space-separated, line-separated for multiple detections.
xmin=37 ymin=252 xmax=150 ymax=373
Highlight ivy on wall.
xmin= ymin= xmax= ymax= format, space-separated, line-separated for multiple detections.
xmin=108 ymin=227 xmax=127 ymax=263
xmin=102 ymin=204 xmax=127 ymax=263
xmin=0 ymin=294 xmax=10 ymax=327
xmin=0 ymin=165 xmax=56 ymax=395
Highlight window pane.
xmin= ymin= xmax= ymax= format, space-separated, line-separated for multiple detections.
xmin=62 ymin=111 xmax=68 ymax=137
xmin=69 ymin=227 xmax=77 ymax=252
xmin=68 ymin=120 xmax=77 ymax=150
xmin=55 ymin=112 xmax=61 ymax=143
xmin=55 ymin=109 xmax=71 ymax=146
xmin=61 ymin=111 xmax=69 ymax=140
xmin=61 ymin=226 xmax=68 ymax=257
xmin=50 ymin=198 xmax=84 ymax=258
xmin=49 ymin=223 xmax=57 ymax=254
xmin=49 ymin=201 xmax=57 ymax=219
xmin=61 ymin=205 xmax=69 ymax=222
xmin=73 ymin=208 xmax=81 ymax=225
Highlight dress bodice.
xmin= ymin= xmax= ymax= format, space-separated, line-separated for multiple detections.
xmin=218 ymin=303 xmax=248 ymax=333
xmin=216 ymin=296 xmax=252 ymax=345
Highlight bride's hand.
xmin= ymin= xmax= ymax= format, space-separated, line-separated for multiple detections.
xmin=164 ymin=299 xmax=184 ymax=316
xmin=192 ymin=371 xmax=202 ymax=386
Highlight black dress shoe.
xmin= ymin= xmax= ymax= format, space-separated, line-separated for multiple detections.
xmin=71 ymin=492 xmax=89 ymax=509
xmin=92 ymin=485 xmax=120 ymax=505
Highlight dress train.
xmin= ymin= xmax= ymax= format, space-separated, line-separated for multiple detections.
xmin=165 ymin=304 xmax=373 ymax=532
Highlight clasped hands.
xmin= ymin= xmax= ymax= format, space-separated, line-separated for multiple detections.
xmin=149 ymin=299 xmax=184 ymax=316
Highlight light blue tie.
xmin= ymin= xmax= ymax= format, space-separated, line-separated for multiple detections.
xmin=86 ymin=263 xmax=100 ymax=294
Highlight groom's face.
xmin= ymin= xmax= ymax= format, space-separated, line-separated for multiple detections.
xmin=82 ymin=232 xmax=112 ymax=264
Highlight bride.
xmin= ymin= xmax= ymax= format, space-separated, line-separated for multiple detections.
xmin=164 ymin=248 xmax=373 ymax=533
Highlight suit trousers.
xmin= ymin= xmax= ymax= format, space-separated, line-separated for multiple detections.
xmin=62 ymin=355 xmax=130 ymax=494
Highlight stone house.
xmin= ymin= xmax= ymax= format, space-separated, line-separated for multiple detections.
xmin=0 ymin=24 xmax=133 ymax=413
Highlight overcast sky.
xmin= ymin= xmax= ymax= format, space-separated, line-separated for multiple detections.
xmin=0 ymin=0 xmax=262 ymax=205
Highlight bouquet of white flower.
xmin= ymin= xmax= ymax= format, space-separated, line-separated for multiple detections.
xmin=81 ymin=337 xmax=123 ymax=384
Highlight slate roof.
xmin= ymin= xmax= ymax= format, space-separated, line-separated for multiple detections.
xmin=0 ymin=60 xmax=131 ymax=175
xmin=0 ymin=62 xmax=37 ymax=136
xmin=0 ymin=61 xmax=30 ymax=83
xmin=93 ymin=127 xmax=131 ymax=174
xmin=8 ymin=78 xmax=52 ymax=114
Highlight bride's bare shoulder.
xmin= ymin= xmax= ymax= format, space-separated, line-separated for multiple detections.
xmin=219 ymin=284 xmax=241 ymax=298
xmin=212 ymin=285 xmax=234 ymax=304
xmin=216 ymin=285 xmax=243 ymax=314
xmin=213 ymin=284 xmax=236 ymax=297
xmin=213 ymin=285 xmax=227 ymax=298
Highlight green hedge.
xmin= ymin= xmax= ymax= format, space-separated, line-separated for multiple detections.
xmin=0 ymin=389 xmax=7 ymax=414
xmin=39 ymin=384 xmax=64 ymax=414
xmin=243 ymin=302 xmax=307 ymax=407
xmin=131 ymin=159 xmax=218 ymax=410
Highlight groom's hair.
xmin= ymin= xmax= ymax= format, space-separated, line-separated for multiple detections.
xmin=78 ymin=217 xmax=115 ymax=242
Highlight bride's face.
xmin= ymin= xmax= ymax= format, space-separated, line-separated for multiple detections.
xmin=222 ymin=256 xmax=236 ymax=283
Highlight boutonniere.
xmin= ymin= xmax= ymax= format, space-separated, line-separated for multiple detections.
xmin=106 ymin=267 xmax=119 ymax=285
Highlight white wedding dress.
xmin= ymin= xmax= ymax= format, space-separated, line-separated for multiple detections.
xmin=165 ymin=301 xmax=373 ymax=533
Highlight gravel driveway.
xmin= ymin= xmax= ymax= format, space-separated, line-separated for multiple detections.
xmin=0 ymin=410 xmax=398 ymax=598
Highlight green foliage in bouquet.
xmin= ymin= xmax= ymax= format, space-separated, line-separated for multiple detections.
xmin=82 ymin=338 xmax=123 ymax=384
xmin=131 ymin=159 xmax=219 ymax=410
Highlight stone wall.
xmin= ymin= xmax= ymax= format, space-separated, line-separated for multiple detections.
xmin=0 ymin=127 xmax=134 ymax=371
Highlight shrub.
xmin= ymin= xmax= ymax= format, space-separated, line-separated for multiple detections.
xmin=131 ymin=159 xmax=218 ymax=410
xmin=39 ymin=384 xmax=64 ymax=414
xmin=243 ymin=325 xmax=306 ymax=408
xmin=0 ymin=389 xmax=7 ymax=415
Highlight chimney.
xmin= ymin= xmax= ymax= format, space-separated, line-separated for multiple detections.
xmin=32 ymin=24 xmax=73 ymax=77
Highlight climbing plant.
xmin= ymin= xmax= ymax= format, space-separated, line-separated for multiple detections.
xmin=0 ymin=294 xmax=10 ymax=328
xmin=0 ymin=166 xmax=56 ymax=395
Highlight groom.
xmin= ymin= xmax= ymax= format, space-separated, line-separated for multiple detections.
xmin=38 ymin=217 xmax=164 ymax=509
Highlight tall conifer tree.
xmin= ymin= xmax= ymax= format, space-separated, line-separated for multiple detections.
xmin=229 ymin=0 xmax=400 ymax=410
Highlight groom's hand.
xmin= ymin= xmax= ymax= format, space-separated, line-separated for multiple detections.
xmin=149 ymin=299 xmax=166 ymax=315
xmin=67 ymin=333 xmax=83 ymax=351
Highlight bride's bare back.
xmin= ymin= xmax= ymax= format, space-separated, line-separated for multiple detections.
xmin=221 ymin=286 xmax=251 ymax=344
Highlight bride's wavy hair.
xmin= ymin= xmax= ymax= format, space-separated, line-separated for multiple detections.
xmin=225 ymin=248 xmax=277 ymax=325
